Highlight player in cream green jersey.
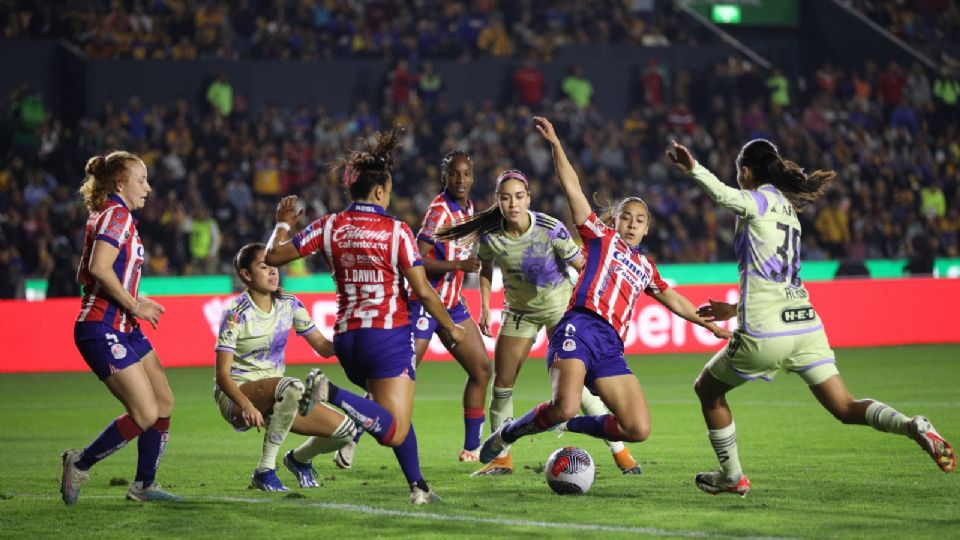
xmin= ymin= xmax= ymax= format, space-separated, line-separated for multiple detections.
xmin=437 ymin=170 xmax=642 ymax=476
xmin=668 ymin=139 xmax=955 ymax=497
xmin=214 ymin=243 xmax=358 ymax=492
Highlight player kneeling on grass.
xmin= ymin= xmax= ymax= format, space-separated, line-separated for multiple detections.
xmin=214 ymin=242 xmax=356 ymax=492
xmin=668 ymin=139 xmax=956 ymax=497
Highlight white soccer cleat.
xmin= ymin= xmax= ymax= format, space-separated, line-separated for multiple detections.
xmin=694 ymin=471 xmax=751 ymax=497
xmin=300 ymin=369 xmax=330 ymax=416
xmin=410 ymin=483 xmax=441 ymax=505
xmin=334 ymin=438 xmax=357 ymax=470
xmin=908 ymin=416 xmax=956 ymax=473
xmin=60 ymin=449 xmax=89 ymax=505
xmin=126 ymin=481 xmax=181 ymax=502
xmin=478 ymin=419 xmax=513 ymax=464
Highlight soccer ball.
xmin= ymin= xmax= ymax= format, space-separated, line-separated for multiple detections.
xmin=545 ymin=446 xmax=595 ymax=494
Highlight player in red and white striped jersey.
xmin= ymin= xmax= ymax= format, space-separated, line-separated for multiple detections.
xmin=407 ymin=150 xmax=492 ymax=462
xmin=266 ymin=128 xmax=465 ymax=504
xmin=62 ymin=151 xmax=178 ymax=505
xmin=478 ymin=117 xmax=729 ymax=467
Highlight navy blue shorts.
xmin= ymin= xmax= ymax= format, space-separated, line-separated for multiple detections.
xmin=74 ymin=321 xmax=154 ymax=381
xmin=408 ymin=300 xmax=471 ymax=340
xmin=546 ymin=309 xmax=632 ymax=393
xmin=333 ymin=326 xmax=417 ymax=388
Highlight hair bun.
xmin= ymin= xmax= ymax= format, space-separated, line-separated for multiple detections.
xmin=84 ymin=155 xmax=107 ymax=177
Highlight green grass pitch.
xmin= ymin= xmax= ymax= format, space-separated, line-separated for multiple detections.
xmin=1 ymin=344 xmax=957 ymax=539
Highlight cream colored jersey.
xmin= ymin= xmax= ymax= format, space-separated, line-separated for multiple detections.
xmin=215 ymin=291 xmax=317 ymax=384
xmin=689 ymin=163 xmax=822 ymax=338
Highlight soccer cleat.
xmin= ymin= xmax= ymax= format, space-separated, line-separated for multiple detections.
xmin=126 ymin=481 xmax=181 ymax=502
xmin=612 ymin=447 xmax=643 ymax=475
xmin=470 ymin=454 xmax=514 ymax=476
xmin=251 ymin=468 xmax=290 ymax=492
xmin=459 ymin=448 xmax=480 ymax=462
xmin=60 ymin=449 xmax=89 ymax=505
xmin=333 ymin=440 xmax=356 ymax=470
xmin=409 ymin=483 xmax=441 ymax=505
xmin=908 ymin=416 xmax=956 ymax=473
xmin=694 ymin=471 xmax=751 ymax=497
xmin=300 ymin=369 xmax=330 ymax=416
xmin=283 ymin=451 xmax=319 ymax=488
xmin=478 ymin=419 xmax=513 ymax=464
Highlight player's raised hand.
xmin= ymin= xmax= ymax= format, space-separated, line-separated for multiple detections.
xmin=134 ymin=296 xmax=165 ymax=329
xmin=533 ymin=116 xmax=560 ymax=146
xmin=276 ymin=195 xmax=303 ymax=228
xmin=458 ymin=254 xmax=482 ymax=273
xmin=697 ymin=298 xmax=737 ymax=322
xmin=667 ymin=140 xmax=696 ymax=173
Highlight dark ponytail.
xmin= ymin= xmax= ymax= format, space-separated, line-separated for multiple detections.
xmin=333 ymin=126 xmax=402 ymax=201
xmin=738 ymin=139 xmax=836 ymax=209
xmin=436 ymin=204 xmax=503 ymax=245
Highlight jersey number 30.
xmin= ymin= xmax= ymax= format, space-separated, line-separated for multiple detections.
xmin=772 ymin=223 xmax=802 ymax=287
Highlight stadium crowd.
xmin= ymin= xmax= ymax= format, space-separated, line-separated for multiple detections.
xmin=0 ymin=0 xmax=692 ymax=61
xmin=2 ymin=47 xmax=958 ymax=300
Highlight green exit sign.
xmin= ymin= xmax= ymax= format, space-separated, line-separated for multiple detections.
xmin=712 ymin=4 xmax=742 ymax=24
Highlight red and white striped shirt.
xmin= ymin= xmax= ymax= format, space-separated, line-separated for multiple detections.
xmin=77 ymin=195 xmax=145 ymax=332
xmin=570 ymin=213 xmax=669 ymax=340
xmin=293 ymin=202 xmax=422 ymax=334
xmin=408 ymin=190 xmax=474 ymax=308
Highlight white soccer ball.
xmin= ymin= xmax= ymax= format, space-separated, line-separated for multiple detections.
xmin=545 ymin=446 xmax=595 ymax=494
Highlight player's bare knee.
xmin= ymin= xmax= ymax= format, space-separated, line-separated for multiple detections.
xmin=693 ymin=376 xmax=720 ymax=405
xmin=130 ymin=406 xmax=159 ymax=430
xmin=384 ymin=424 xmax=409 ymax=447
xmin=555 ymin=400 xmax=580 ymax=422
xmin=157 ymin=393 xmax=175 ymax=417
xmin=620 ymin=419 xmax=651 ymax=442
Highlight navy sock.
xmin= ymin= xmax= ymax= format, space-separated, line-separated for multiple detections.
xmin=392 ymin=424 xmax=423 ymax=485
xmin=135 ymin=417 xmax=170 ymax=487
xmin=78 ymin=414 xmax=143 ymax=470
xmin=502 ymin=401 xmax=555 ymax=444
xmin=329 ymin=384 xmax=398 ymax=445
xmin=463 ymin=407 xmax=485 ymax=450
xmin=566 ymin=414 xmax=616 ymax=440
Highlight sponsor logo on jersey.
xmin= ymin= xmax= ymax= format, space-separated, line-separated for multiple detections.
xmin=341 ymin=252 xmax=356 ymax=268
xmin=562 ymin=338 xmax=576 ymax=352
xmin=780 ymin=306 xmax=816 ymax=324
xmin=416 ymin=317 xmax=430 ymax=331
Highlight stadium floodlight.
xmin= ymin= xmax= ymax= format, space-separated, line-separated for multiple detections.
xmin=711 ymin=4 xmax=742 ymax=24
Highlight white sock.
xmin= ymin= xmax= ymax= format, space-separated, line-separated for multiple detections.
xmin=708 ymin=422 xmax=742 ymax=480
xmin=865 ymin=401 xmax=910 ymax=435
xmin=490 ymin=386 xmax=514 ymax=431
xmin=292 ymin=415 xmax=357 ymax=462
xmin=579 ymin=387 xmax=623 ymax=453
xmin=258 ymin=379 xmax=302 ymax=471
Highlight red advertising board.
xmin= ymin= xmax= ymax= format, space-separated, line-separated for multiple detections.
xmin=2 ymin=278 xmax=958 ymax=373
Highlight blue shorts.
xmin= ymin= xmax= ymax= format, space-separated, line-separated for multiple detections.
xmin=408 ymin=300 xmax=471 ymax=340
xmin=333 ymin=326 xmax=417 ymax=388
xmin=546 ymin=309 xmax=632 ymax=393
xmin=74 ymin=321 xmax=154 ymax=381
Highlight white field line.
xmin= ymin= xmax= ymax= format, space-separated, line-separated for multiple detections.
xmin=13 ymin=493 xmax=799 ymax=540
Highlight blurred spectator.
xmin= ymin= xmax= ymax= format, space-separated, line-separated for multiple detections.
xmin=417 ymin=62 xmax=443 ymax=109
xmin=562 ymin=65 xmax=594 ymax=109
xmin=387 ymin=60 xmax=419 ymax=108
xmin=207 ymin=72 xmax=233 ymax=117
xmin=187 ymin=206 xmax=221 ymax=275
xmin=513 ymin=56 xmax=545 ymax=107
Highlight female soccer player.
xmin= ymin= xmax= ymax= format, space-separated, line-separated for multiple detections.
xmin=478 ymin=117 xmax=728 ymax=465
xmin=667 ymin=139 xmax=956 ymax=496
xmin=265 ymin=127 xmax=466 ymax=504
xmin=407 ymin=150 xmax=492 ymax=462
xmin=214 ymin=242 xmax=357 ymax=492
xmin=437 ymin=169 xmax=642 ymax=476
xmin=61 ymin=151 xmax=179 ymax=504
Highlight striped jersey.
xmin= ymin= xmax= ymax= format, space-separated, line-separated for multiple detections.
xmin=478 ymin=210 xmax=580 ymax=313
xmin=214 ymin=291 xmax=316 ymax=384
xmin=408 ymin=190 xmax=474 ymax=308
xmin=292 ymin=202 xmax=422 ymax=334
xmin=76 ymin=194 xmax=145 ymax=332
xmin=688 ymin=163 xmax=821 ymax=337
xmin=571 ymin=212 xmax=669 ymax=340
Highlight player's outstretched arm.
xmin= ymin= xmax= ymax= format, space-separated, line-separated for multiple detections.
xmin=265 ymin=195 xmax=303 ymax=266
xmin=653 ymin=288 xmax=731 ymax=339
xmin=534 ymin=116 xmax=592 ymax=226
xmin=667 ymin=141 xmax=761 ymax=218
xmin=404 ymin=265 xmax=466 ymax=348
xmin=304 ymin=329 xmax=335 ymax=358
xmin=697 ymin=298 xmax=737 ymax=322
